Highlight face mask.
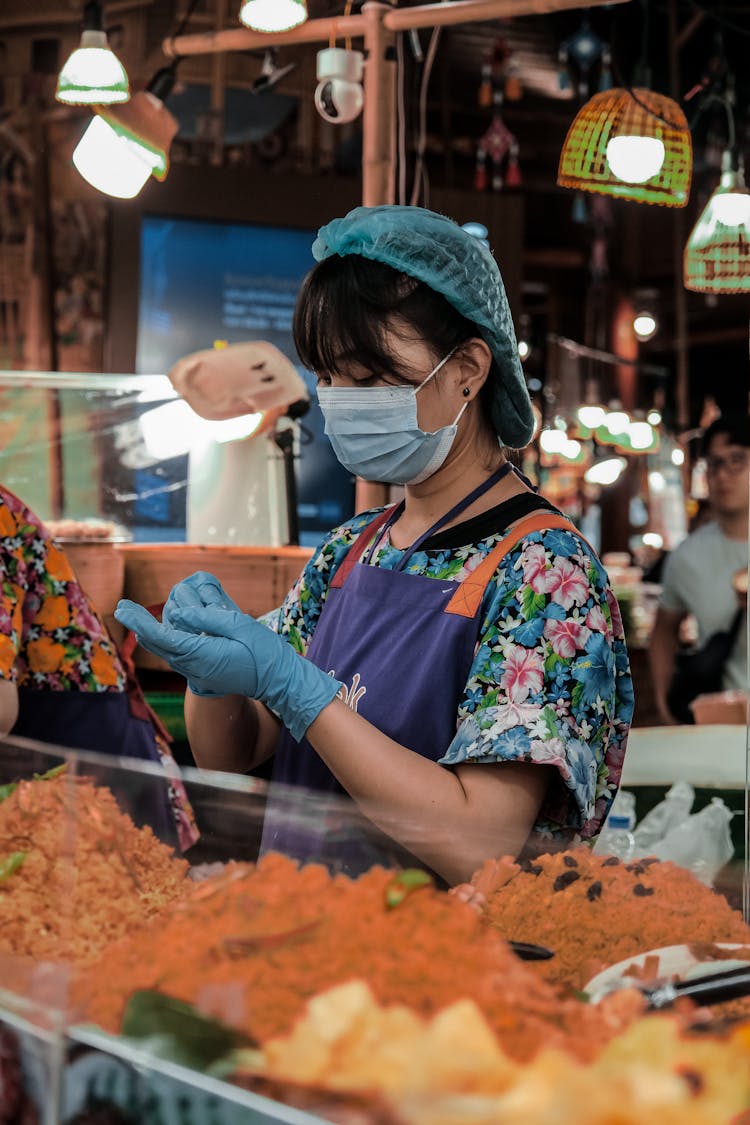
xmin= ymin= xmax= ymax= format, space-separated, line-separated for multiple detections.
xmin=316 ymin=350 xmax=467 ymax=485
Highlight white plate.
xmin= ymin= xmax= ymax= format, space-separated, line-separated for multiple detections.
xmin=584 ymin=942 xmax=750 ymax=1002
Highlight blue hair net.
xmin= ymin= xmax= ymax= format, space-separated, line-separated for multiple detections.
xmin=312 ymin=204 xmax=534 ymax=448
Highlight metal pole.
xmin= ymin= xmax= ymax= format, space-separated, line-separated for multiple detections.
xmin=162 ymin=0 xmax=627 ymax=58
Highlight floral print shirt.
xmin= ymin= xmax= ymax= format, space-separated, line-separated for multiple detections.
xmin=0 ymin=486 xmax=197 ymax=851
xmin=0 ymin=487 xmax=126 ymax=691
xmin=263 ymin=504 xmax=634 ymax=843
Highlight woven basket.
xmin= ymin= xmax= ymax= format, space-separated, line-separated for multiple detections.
xmin=684 ymin=212 xmax=750 ymax=292
xmin=557 ymin=87 xmax=692 ymax=207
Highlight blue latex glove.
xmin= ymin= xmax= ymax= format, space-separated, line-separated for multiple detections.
xmin=161 ymin=571 xmax=241 ymax=629
xmin=114 ymin=587 xmax=343 ymax=744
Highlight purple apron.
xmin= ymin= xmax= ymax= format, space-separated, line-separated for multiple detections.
xmin=13 ymin=636 xmax=182 ymax=847
xmin=262 ymin=465 xmax=515 ymax=875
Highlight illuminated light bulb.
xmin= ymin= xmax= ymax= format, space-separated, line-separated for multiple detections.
xmin=72 ymin=114 xmax=160 ymax=199
xmin=605 ymin=135 xmax=665 ymax=184
xmin=518 ymin=340 xmax=531 ymax=362
xmin=540 ymin=428 xmax=569 ymax=454
xmin=561 ymin=439 xmax=582 ymax=459
xmin=633 ymin=312 xmax=657 ymax=341
xmin=628 ymin=421 xmax=655 ymax=450
xmin=605 ymin=410 xmax=630 ymax=435
xmin=647 ymin=409 xmax=662 ymax=425
xmin=711 ymin=191 xmax=750 ymax=227
xmin=643 ymin=531 xmax=664 ymax=549
xmin=577 ymin=405 xmax=606 ymax=429
xmin=239 ymin=0 xmax=307 ymax=32
xmin=671 ymin=448 xmax=685 ymax=466
xmin=584 ymin=458 xmax=626 ymax=486
xmin=648 ymin=470 xmax=666 ymax=493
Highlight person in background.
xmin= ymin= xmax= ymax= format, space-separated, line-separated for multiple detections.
xmin=650 ymin=413 xmax=750 ymax=725
xmin=116 ymin=204 xmax=633 ymax=886
xmin=0 ymin=483 xmax=196 ymax=850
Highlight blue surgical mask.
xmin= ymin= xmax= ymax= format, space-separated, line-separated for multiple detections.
xmin=316 ymin=350 xmax=467 ymax=485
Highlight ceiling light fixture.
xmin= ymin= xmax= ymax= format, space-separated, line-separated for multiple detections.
xmin=684 ymin=150 xmax=750 ymax=293
xmin=72 ymin=66 xmax=178 ymax=199
xmin=239 ymin=0 xmax=308 ymax=33
xmin=557 ymin=87 xmax=692 ymax=207
xmin=55 ymin=0 xmax=129 ymax=106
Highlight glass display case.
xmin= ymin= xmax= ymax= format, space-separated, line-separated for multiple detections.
xmin=1 ymin=734 xmax=750 ymax=1125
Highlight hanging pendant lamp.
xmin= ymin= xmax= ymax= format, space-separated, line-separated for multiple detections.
xmin=72 ymin=66 xmax=178 ymax=199
xmin=684 ymin=150 xmax=750 ymax=293
xmin=557 ymin=86 xmax=692 ymax=207
xmin=56 ymin=0 xmax=129 ymax=105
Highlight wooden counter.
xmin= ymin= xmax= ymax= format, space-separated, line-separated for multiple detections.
xmin=116 ymin=543 xmax=312 ymax=669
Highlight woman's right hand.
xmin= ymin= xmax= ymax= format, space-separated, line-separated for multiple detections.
xmin=162 ymin=571 xmax=241 ymax=628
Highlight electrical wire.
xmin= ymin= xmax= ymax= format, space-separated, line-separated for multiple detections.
xmin=687 ymin=0 xmax=750 ymax=40
xmin=167 ymin=0 xmax=206 ymax=57
xmin=396 ymin=31 xmax=407 ymax=205
xmin=410 ymin=24 xmax=441 ymax=208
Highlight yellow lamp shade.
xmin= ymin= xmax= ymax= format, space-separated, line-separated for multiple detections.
xmin=558 ymin=87 xmax=692 ymax=207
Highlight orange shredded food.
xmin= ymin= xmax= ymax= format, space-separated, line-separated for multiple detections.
xmin=473 ymin=849 xmax=750 ymax=989
xmin=73 ymin=853 xmax=646 ymax=1063
xmin=0 ymin=773 xmax=189 ymax=965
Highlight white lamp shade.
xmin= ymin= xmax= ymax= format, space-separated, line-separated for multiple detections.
xmin=72 ymin=115 xmax=159 ymax=199
xmin=56 ymin=29 xmax=129 ymax=105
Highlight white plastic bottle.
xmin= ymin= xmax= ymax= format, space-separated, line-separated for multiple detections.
xmin=594 ymin=789 xmax=637 ymax=861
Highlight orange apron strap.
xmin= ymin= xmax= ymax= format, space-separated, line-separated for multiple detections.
xmin=330 ymin=506 xmax=400 ymax=589
xmin=445 ymin=513 xmax=594 ymax=619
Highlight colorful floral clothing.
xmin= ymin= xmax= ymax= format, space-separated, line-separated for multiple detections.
xmin=263 ymin=496 xmax=633 ymax=843
xmin=0 ymin=486 xmax=197 ymax=850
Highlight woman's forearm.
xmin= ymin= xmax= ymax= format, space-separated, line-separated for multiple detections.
xmin=184 ymin=691 xmax=280 ymax=773
xmin=305 ymin=699 xmax=549 ymax=884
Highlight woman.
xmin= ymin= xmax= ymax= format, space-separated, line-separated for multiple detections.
xmin=0 ymin=484 xmax=196 ymax=850
xmin=116 ymin=205 xmax=633 ymax=885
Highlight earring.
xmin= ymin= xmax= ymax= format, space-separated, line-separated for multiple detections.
xmin=462 ymin=387 xmax=471 ymax=397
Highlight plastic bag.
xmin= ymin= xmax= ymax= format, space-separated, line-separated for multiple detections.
xmin=650 ymin=797 xmax=734 ymax=885
xmin=631 ymin=780 xmax=695 ymax=857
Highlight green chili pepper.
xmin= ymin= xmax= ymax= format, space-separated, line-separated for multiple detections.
xmin=0 ymin=851 xmax=26 ymax=882
xmin=385 ymin=868 xmax=433 ymax=909
xmin=33 ymin=764 xmax=67 ymax=782
xmin=0 ymin=782 xmax=18 ymax=804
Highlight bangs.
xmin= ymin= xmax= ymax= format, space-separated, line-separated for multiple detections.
xmin=293 ymin=256 xmax=421 ymax=378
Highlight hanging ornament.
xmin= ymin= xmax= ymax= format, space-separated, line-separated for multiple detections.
xmin=478 ymin=63 xmax=493 ymax=108
xmin=505 ymin=141 xmax=522 ymax=187
xmin=474 ymin=148 xmax=488 ymax=192
xmin=557 ymin=18 xmax=609 ymax=100
xmin=558 ymin=46 xmax=571 ymax=92
xmin=476 ymin=93 xmax=516 ymax=194
xmin=572 ymin=192 xmax=588 ymax=223
xmin=504 ymin=58 xmax=523 ymax=102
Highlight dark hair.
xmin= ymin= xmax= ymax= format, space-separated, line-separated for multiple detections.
xmin=700 ymin=412 xmax=750 ymax=457
xmin=293 ymin=254 xmax=496 ymax=416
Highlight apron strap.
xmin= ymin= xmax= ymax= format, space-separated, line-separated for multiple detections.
xmin=330 ymin=506 xmax=399 ymax=590
xmin=445 ymin=513 xmax=595 ymax=619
